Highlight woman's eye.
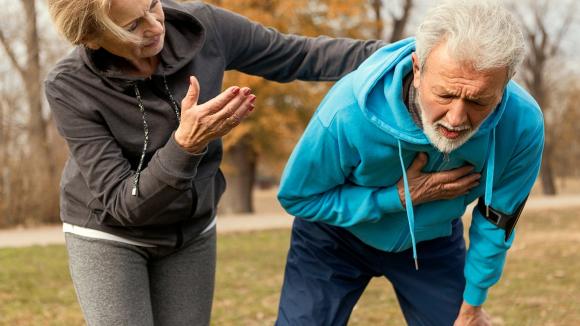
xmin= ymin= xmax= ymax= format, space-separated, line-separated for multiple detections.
xmin=126 ymin=22 xmax=138 ymax=32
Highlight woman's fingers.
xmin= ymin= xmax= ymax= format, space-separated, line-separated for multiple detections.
xmin=175 ymin=84 xmax=255 ymax=153
xmin=180 ymin=76 xmax=201 ymax=112
xmin=200 ymin=86 xmax=243 ymax=115
xmin=221 ymin=94 xmax=256 ymax=128
xmin=211 ymin=87 xmax=251 ymax=121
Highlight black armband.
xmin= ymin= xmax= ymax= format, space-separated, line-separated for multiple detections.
xmin=476 ymin=196 xmax=529 ymax=241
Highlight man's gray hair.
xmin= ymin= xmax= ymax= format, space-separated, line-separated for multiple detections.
xmin=415 ymin=0 xmax=525 ymax=78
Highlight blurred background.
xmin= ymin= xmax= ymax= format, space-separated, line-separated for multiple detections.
xmin=0 ymin=0 xmax=579 ymax=224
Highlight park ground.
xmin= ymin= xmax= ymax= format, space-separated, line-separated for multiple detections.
xmin=0 ymin=181 xmax=579 ymax=325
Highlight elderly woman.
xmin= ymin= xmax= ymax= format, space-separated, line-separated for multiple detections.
xmin=45 ymin=0 xmax=383 ymax=324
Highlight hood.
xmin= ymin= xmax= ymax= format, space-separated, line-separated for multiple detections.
xmin=78 ymin=1 xmax=202 ymax=195
xmin=351 ymin=37 xmax=510 ymax=145
xmin=350 ymin=38 xmax=508 ymax=269
xmin=80 ymin=0 xmax=206 ymax=91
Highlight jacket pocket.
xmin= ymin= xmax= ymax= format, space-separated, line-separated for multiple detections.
xmin=191 ymin=173 xmax=220 ymax=220
xmin=92 ymin=188 xmax=196 ymax=226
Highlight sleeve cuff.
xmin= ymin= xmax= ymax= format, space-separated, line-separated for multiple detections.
xmin=149 ymin=133 xmax=207 ymax=187
xmin=463 ymin=282 xmax=489 ymax=306
xmin=377 ymin=185 xmax=405 ymax=213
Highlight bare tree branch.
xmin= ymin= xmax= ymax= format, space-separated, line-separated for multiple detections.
xmin=388 ymin=0 xmax=413 ymax=42
xmin=512 ymin=0 xmax=580 ymax=195
xmin=550 ymin=3 xmax=576 ymax=56
xmin=0 ymin=29 xmax=26 ymax=78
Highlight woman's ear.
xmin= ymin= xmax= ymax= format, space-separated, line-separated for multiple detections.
xmin=84 ymin=40 xmax=101 ymax=50
xmin=82 ymin=34 xmax=101 ymax=50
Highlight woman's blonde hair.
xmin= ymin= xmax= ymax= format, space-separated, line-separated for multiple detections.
xmin=48 ymin=0 xmax=140 ymax=45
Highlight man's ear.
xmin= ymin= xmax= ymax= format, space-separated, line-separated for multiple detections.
xmin=411 ymin=52 xmax=421 ymax=88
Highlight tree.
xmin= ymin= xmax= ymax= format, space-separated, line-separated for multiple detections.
xmin=203 ymin=0 xmax=415 ymax=213
xmin=552 ymin=79 xmax=580 ymax=180
xmin=371 ymin=0 xmax=414 ymax=41
xmin=0 ymin=0 xmax=67 ymax=226
xmin=512 ymin=0 xmax=578 ymax=195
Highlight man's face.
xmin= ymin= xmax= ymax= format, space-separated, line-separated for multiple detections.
xmin=412 ymin=42 xmax=507 ymax=153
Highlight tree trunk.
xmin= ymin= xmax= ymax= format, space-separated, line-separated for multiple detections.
xmin=23 ymin=0 xmax=59 ymax=222
xmin=389 ymin=0 xmax=413 ymax=42
xmin=220 ymin=138 xmax=257 ymax=214
xmin=371 ymin=0 xmax=383 ymax=39
xmin=24 ymin=0 xmax=55 ymax=175
xmin=540 ymin=140 xmax=557 ymax=195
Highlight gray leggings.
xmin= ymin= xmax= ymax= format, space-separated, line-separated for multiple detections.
xmin=65 ymin=228 xmax=216 ymax=326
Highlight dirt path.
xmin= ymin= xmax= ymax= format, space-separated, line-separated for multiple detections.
xmin=0 ymin=194 xmax=578 ymax=248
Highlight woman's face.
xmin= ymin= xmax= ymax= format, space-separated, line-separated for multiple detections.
xmin=88 ymin=0 xmax=165 ymax=63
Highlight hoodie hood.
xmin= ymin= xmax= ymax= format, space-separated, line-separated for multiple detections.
xmin=79 ymin=1 xmax=205 ymax=194
xmin=80 ymin=0 xmax=206 ymax=91
xmin=349 ymin=37 xmax=510 ymax=269
xmin=351 ymin=37 xmax=510 ymax=145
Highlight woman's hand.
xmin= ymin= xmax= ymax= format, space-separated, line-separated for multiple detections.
xmin=397 ymin=152 xmax=481 ymax=206
xmin=174 ymin=76 xmax=256 ymax=153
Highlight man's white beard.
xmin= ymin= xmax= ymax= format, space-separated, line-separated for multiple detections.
xmin=415 ymin=92 xmax=479 ymax=154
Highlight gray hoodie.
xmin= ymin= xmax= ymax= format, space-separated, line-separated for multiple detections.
xmin=44 ymin=0 xmax=384 ymax=247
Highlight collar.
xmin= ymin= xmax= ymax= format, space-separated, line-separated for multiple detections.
xmin=404 ymin=72 xmax=423 ymax=129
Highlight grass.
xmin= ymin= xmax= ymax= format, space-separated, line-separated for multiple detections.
xmin=1 ymin=209 xmax=579 ymax=325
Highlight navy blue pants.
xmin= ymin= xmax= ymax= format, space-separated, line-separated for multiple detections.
xmin=276 ymin=218 xmax=466 ymax=326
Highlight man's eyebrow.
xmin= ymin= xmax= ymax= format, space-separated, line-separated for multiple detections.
xmin=466 ymin=94 xmax=495 ymax=102
xmin=120 ymin=0 xmax=155 ymax=27
xmin=432 ymin=86 xmax=459 ymax=96
xmin=432 ymin=86 xmax=494 ymax=101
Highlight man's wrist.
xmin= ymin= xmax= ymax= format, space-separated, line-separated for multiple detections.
xmin=459 ymin=302 xmax=483 ymax=315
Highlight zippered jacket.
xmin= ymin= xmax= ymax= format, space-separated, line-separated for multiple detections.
xmin=45 ymin=0 xmax=384 ymax=247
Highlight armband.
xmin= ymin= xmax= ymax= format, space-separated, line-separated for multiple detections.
xmin=476 ymin=196 xmax=528 ymax=241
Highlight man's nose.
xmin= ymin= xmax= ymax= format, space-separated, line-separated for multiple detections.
xmin=445 ymin=101 xmax=469 ymax=128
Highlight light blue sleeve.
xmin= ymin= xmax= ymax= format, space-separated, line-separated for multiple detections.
xmin=463 ymin=121 xmax=544 ymax=306
xmin=277 ymin=116 xmax=404 ymax=227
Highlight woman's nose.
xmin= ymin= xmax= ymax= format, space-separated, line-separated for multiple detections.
xmin=143 ymin=13 xmax=163 ymax=37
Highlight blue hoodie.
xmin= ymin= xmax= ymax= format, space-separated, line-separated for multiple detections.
xmin=278 ymin=38 xmax=544 ymax=306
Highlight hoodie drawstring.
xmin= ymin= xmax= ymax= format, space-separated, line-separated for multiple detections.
xmin=132 ymin=75 xmax=181 ymax=196
xmin=132 ymin=84 xmax=149 ymax=196
xmin=397 ymin=139 xmax=419 ymax=270
xmin=484 ymin=128 xmax=496 ymax=216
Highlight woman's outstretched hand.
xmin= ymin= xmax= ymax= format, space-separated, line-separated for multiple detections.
xmin=175 ymin=76 xmax=256 ymax=153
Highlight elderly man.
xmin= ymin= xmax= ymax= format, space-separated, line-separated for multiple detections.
xmin=275 ymin=1 xmax=544 ymax=325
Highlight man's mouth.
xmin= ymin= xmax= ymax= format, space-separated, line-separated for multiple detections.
xmin=437 ymin=125 xmax=466 ymax=140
